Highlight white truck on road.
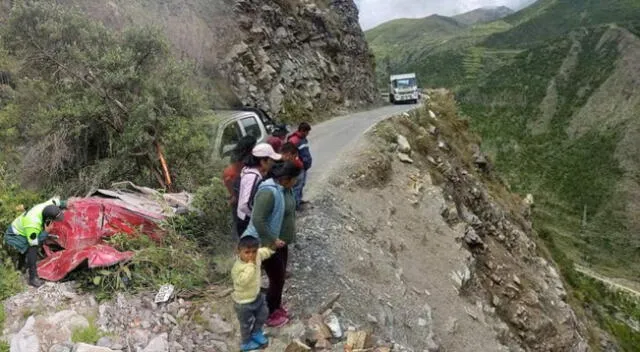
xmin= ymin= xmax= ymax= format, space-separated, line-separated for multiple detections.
xmin=389 ymin=73 xmax=419 ymax=104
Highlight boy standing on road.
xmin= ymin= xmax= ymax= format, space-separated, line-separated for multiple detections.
xmin=287 ymin=122 xmax=312 ymax=209
xmin=232 ymin=235 xmax=274 ymax=351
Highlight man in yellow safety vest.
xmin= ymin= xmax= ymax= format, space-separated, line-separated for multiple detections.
xmin=4 ymin=199 xmax=66 ymax=287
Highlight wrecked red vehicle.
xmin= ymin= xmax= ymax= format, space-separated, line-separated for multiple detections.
xmin=38 ymin=183 xmax=192 ymax=281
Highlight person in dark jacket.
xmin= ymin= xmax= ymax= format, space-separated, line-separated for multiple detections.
xmin=243 ymin=161 xmax=301 ymax=327
xmin=287 ymin=122 xmax=312 ymax=209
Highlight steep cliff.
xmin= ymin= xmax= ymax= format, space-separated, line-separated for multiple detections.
xmin=0 ymin=0 xmax=377 ymax=117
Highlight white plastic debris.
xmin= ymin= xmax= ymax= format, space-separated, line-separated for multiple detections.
xmin=154 ymin=284 xmax=175 ymax=303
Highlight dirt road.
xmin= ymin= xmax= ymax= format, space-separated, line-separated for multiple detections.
xmin=574 ymin=265 xmax=640 ymax=298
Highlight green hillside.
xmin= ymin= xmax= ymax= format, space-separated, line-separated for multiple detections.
xmin=452 ymin=6 xmax=514 ymax=26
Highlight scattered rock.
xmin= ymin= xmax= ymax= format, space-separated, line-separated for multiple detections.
xmin=446 ymin=317 xmax=458 ymax=334
xmin=141 ymin=333 xmax=169 ymax=352
xmin=463 ymin=226 xmax=485 ymax=249
xmin=284 ymin=339 xmax=312 ymax=352
xmin=429 ymin=110 xmax=437 ymax=119
xmin=428 ymin=124 xmax=438 ymax=136
xmin=74 ymin=343 xmax=116 ymax=352
xmin=11 ymin=316 xmax=40 ymax=352
xmin=396 ymin=135 xmax=411 ymax=153
xmin=205 ymin=313 xmax=233 ymax=335
xmin=49 ymin=344 xmax=73 ymax=352
xmin=346 ymin=331 xmax=372 ymax=350
xmin=323 ymin=314 xmax=343 ymax=339
xmin=397 ymin=152 xmax=414 ymax=164
xmin=96 ymin=336 xmax=113 ymax=348
xmin=367 ymin=314 xmax=378 ymax=324
xmin=307 ymin=314 xmax=333 ymax=341
xmin=417 ymin=318 xmax=427 ymax=327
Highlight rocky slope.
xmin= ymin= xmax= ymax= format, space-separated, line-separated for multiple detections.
xmin=0 ymin=0 xmax=377 ymax=116
xmin=287 ymin=93 xmax=590 ymax=351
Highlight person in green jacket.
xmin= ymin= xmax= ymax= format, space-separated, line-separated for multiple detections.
xmin=4 ymin=199 xmax=66 ymax=287
xmin=242 ymin=161 xmax=301 ymax=327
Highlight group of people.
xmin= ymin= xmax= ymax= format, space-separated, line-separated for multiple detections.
xmin=223 ymin=122 xmax=313 ymax=351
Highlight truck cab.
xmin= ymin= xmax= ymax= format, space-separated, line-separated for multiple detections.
xmin=389 ymin=73 xmax=419 ymax=104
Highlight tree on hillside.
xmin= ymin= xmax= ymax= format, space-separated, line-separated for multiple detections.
xmin=2 ymin=3 xmax=211 ymax=193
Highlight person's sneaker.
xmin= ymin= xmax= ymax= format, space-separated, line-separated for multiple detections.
xmin=279 ymin=306 xmax=290 ymax=317
xmin=28 ymin=277 xmax=44 ymax=288
xmin=265 ymin=310 xmax=289 ymax=328
xmin=251 ymin=329 xmax=268 ymax=346
xmin=240 ymin=340 xmax=261 ymax=351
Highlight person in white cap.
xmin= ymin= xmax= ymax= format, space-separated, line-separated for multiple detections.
xmin=235 ymin=143 xmax=282 ymax=235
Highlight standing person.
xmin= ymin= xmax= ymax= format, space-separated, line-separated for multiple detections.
xmin=4 ymin=199 xmax=66 ymax=287
xmin=223 ymin=136 xmax=258 ymax=205
xmin=236 ymin=143 xmax=282 ymax=236
xmin=266 ymin=124 xmax=288 ymax=152
xmin=243 ymin=161 xmax=301 ymax=327
xmin=265 ymin=142 xmax=304 ymax=180
xmin=231 ymin=235 xmax=274 ymax=351
xmin=287 ymin=122 xmax=312 ymax=210
xmin=223 ymin=136 xmax=257 ymax=237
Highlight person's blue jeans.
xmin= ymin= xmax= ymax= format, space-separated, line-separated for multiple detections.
xmin=293 ymin=169 xmax=307 ymax=208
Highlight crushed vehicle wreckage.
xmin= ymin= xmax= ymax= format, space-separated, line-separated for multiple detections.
xmin=38 ymin=182 xmax=192 ymax=281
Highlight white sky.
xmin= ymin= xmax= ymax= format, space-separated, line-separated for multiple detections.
xmin=355 ymin=0 xmax=537 ymax=30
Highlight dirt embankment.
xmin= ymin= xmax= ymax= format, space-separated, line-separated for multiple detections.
xmin=286 ymin=92 xmax=590 ymax=351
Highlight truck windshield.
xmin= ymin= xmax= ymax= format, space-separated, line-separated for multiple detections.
xmin=392 ymin=78 xmax=416 ymax=88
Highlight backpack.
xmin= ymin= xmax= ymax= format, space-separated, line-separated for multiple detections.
xmin=232 ymin=169 xmax=263 ymax=210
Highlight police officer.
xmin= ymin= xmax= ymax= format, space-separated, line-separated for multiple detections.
xmin=4 ymin=199 xmax=66 ymax=287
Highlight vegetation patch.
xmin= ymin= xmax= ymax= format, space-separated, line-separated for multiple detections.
xmin=71 ymin=316 xmax=104 ymax=344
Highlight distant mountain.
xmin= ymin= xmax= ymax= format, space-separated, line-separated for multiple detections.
xmin=452 ymin=6 xmax=514 ymax=26
xmin=365 ymin=14 xmax=465 ymax=48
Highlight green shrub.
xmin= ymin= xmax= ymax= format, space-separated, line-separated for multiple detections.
xmin=71 ymin=317 xmax=103 ymax=344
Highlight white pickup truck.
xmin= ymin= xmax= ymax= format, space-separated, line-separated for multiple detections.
xmin=205 ymin=107 xmax=287 ymax=159
xmin=389 ymin=73 xmax=419 ymax=104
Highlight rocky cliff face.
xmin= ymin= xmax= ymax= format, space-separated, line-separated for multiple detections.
xmin=222 ymin=0 xmax=377 ymax=114
xmin=0 ymin=0 xmax=378 ymax=116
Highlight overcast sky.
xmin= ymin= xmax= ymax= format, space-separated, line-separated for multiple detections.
xmin=355 ymin=0 xmax=537 ymax=29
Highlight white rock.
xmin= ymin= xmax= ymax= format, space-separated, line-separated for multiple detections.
xmin=418 ymin=318 xmax=427 ymax=327
xmin=396 ymin=135 xmax=411 ymax=153
xmin=96 ymin=336 xmax=113 ymax=348
xmin=11 ymin=316 xmax=39 ymax=352
xmin=397 ymin=152 xmax=414 ymax=164
xmin=324 ymin=314 xmax=343 ymax=339
xmin=49 ymin=344 xmax=73 ymax=352
xmin=367 ymin=314 xmax=378 ymax=324
xmin=74 ymin=343 xmax=116 ymax=352
xmin=142 ymin=333 xmax=169 ymax=352
xmin=47 ymin=310 xmax=90 ymax=338
xmin=429 ymin=110 xmax=437 ymax=119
